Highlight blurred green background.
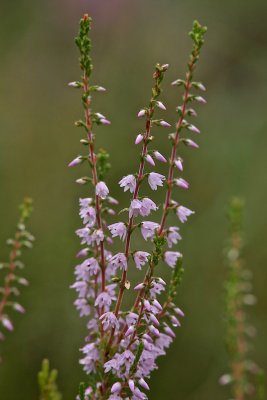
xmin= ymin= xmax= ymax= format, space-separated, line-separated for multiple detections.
xmin=0 ymin=0 xmax=266 ymax=398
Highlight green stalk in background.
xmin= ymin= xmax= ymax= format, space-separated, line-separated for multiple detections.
xmin=220 ymin=198 xmax=265 ymax=400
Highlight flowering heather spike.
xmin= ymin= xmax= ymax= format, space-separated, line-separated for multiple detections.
xmin=220 ymin=198 xmax=265 ymax=400
xmin=0 ymin=198 xmax=34 ymax=349
xmin=69 ymin=16 xmax=207 ymax=398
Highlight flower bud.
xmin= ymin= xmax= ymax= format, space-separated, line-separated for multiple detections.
xmin=135 ymin=134 xmax=143 ymax=145
xmin=68 ymin=156 xmax=83 ymax=167
xmin=129 ymin=380 xmax=135 ymax=392
xmin=171 ymin=79 xmax=185 ymax=86
xmin=145 ymin=155 xmax=155 ymax=166
xmin=161 ymin=63 xmax=169 ymax=71
xmin=139 ymin=378 xmax=150 ymax=391
xmin=155 ymin=101 xmax=166 ymax=111
xmin=174 ymin=158 xmax=183 ymax=171
xmin=68 ymin=81 xmax=82 ymax=88
xmin=134 ymin=283 xmax=145 ymax=291
xmin=195 ymin=96 xmax=207 ymax=104
xmin=154 ymin=151 xmax=167 ymax=163
xmin=160 ymin=120 xmax=171 ymax=128
xmin=76 ymin=177 xmax=90 ymax=185
xmin=125 ymin=325 xmax=135 ymax=337
xmin=183 ymin=138 xmax=199 ymax=149
xmin=188 ymin=124 xmax=200 ymax=134
xmin=137 ymin=109 xmax=146 ymax=118
xmin=111 ymin=382 xmax=122 ymax=394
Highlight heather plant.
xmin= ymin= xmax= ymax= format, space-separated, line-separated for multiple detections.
xmin=0 ymin=198 xmax=34 ymax=356
xmin=220 ymin=198 xmax=265 ymax=400
xmin=69 ymin=15 xmax=207 ymax=399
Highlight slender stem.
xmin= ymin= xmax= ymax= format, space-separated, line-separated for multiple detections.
xmin=158 ymin=61 xmax=194 ymax=234
xmin=123 ymin=53 xmax=198 ymax=349
xmin=106 ymin=115 xmax=153 ymax=354
xmin=83 ymin=74 xmax=106 ymax=294
xmin=230 ymin=233 xmax=246 ymax=400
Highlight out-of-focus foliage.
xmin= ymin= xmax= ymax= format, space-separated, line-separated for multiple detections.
xmin=38 ymin=359 xmax=62 ymax=400
xmin=0 ymin=0 xmax=266 ymax=399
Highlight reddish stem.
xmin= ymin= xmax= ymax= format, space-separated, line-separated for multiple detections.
xmin=106 ymin=114 xmax=153 ymax=354
xmin=83 ymin=75 xmax=106 ymax=294
xmin=120 ymin=56 xmax=197 ymax=349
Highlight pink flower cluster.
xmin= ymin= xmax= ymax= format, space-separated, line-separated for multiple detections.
xmin=69 ymin=15 xmax=207 ymax=400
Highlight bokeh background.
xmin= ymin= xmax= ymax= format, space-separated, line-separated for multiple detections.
xmin=0 ymin=0 xmax=267 ymax=399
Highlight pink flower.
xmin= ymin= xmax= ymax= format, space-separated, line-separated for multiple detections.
xmin=164 ymin=324 xmax=176 ymax=338
xmin=108 ymin=222 xmax=127 ymax=241
xmin=119 ymin=175 xmax=136 ymax=193
xmin=126 ymin=312 xmax=138 ymax=326
xmin=160 ymin=120 xmax=171 ymax=128
xmin=137 ymin=109 xmax=146 ymax=118
xmin=95 ymin=292 xmax=112 ymax=309
xmin=68 ymin=81 xmax=81 ymax=88
xmin=13 ymin=303 xmax=25 ymax=313
xmin=96 ymin=181 xmax=109 ymax=199
xmin=176 ymin=205 xmax=195 ymax=223
xmin=174 ymin=178 xmax=189 ymax=190
xmin=174 ymin=158 xmax=183 ymax=171
xmin=164 ymin=251 xmax=182 ymax=268
xmin=184 ymin=138 xmax=199 ymax=149
xmin=188 ymin=124 xmax=200 ymax=134
xmin=68 ymin=155 xmax=83 ymax=167
xmin=79 ymin=204 xmax=96 ymax=227
xmin=154 ymin=151 xmax=167 ymax=163
xmin=100 ymin=312 xmax=119 ymax=331
xmin=91 ymin=229 xmax=104 ymax=245
xmin=140 ymin=198 xmax=157 ymax=216
xmin=110 ymin=253 xmax=128 ymax=271
xmin=81 ymin=257 xmax=100 ymax=276
xmin=139 ymin=378 xmax=150 ymax=391
xmin=111 ymin=382 xmax=122 ymax=394
xmin=76 ymin=248 xmax=89 ymax=258
xmin=148 ymin=172 xmax=165 ymax=190
xmin=74 ymin=299 xmax=91 ymax=317
xmin=167 ymin=227 xmax=182 ymax=248
xmin=135 ymin=134 xmax=143 ymax=144
xmin=100 ymin=118 xmax=111 ymax=125
xmin=145 ymin=155 xmax=155 ymax=166
xmin=133 ymin=251 xmax=150 ymax=269
xmin=129 ymin=199 xmax=142 ymax=218
xmin=155 ymin=101 xmax=166 ymax=110
xmin=141 ymin=221 xmax=159 ymax=240
xmin=1 ymin=317 xmax=13 ymax=331
xmin=195 ymin=96 xmax=206 ymax=104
